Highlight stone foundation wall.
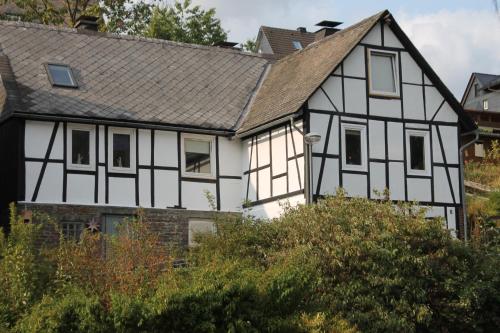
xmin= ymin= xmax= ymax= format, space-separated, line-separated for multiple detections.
xmin=20 ymin=203 xmax=239 ymax=249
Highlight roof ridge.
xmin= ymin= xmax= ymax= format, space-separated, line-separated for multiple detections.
xmin=261 ymin=25 xmax=315 ymax=33
xmin=0 ymin=19 xmax=267 ymax=60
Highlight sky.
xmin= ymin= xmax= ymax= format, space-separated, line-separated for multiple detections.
xmin=191 ymin=0 xmax=500 ymax=98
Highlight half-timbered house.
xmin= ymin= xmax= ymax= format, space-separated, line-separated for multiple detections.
xmin=0 ymin=10 xmax=476 ymax=243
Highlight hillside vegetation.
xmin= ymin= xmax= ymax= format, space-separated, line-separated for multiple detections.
xmin=1 ymin=193 xmax=499 ymax=333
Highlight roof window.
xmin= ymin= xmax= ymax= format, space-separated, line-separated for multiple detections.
xmin=46 ymin=63 xmax=78 ymax=88
xmin=292 ymin=40 xmax=303 ymax=50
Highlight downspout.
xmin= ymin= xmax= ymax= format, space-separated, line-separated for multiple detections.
xmin=459 ymin=129 xmax=479 ymax=241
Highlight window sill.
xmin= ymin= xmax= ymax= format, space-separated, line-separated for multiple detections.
xmin=369 ymin=93 xmax=400 ymax=100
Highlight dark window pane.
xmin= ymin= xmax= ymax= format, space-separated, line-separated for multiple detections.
xmin=345 ymin=130 xmax=362 ymax=165
xmin=48 ymin=64 xmax=76 ymax=87
xmin=61 ymin=222 xmax=83 ymax=241
xmin=72 ymin=130 xmax=90 ymax=165
xmin=113 ymin=134 xmax=130 ymax=168
xmin=410 ymin=136 xmax=425 ymax=170
xmin=185 ymin=139 xmax=211 ymax=174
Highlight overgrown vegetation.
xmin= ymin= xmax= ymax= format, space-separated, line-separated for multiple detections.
xmin=1 ymin=194 xmax=499 ymax=332
xmin=465 ymin=139 xmax=500 ymax=243
xmin=1 ymin=0 xmax=228 ymax=45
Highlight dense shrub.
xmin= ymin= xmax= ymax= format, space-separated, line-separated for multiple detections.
xmin=0 ymin=193 xmax=498 ymax=332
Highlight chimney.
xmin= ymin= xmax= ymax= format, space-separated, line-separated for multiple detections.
xmin=296 ymin=27 xmax=307 ymax=33
xmin=75 ymin=16 xmax=99 ymax=32
xmin=314 ymin=20 xmax=342 ymax=40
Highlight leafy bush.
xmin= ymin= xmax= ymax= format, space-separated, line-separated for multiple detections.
xmin=0 ymin=194 xmax=499 ymax=332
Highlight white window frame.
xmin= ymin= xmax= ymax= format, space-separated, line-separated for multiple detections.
xmin=108 ymin=127 xmax=136 ymax=174
xmin=292 ymin=40 xmax=303 ymax=50
xmin=67 ymin=123 xmax=96 ymax=171
xmin=405 ymin=130 xmax=431 ymax=176
xmin=181 ymin=133 xmax=216 ymax=179
xmin=483 ymin=99 xmax=489 ymax=110
xmin=367 ymin=49 xmax=400 ymax=98
xmin=341 ymin=123 xmax=367 ymax=172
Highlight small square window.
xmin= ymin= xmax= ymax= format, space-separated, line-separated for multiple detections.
xmin=61 ymin=221 xmax=84 ymax=241
xmin=341 ymin=124 xmax=367 ymax=172
xmin=406 ymin=130 xmax=430 ymax=176
xmin=292 ymin=40 xmax=303 ymax=50
xmin=46 ymin=64 xmax=77 ymax=88
xmin=483 ymin=99 xmax=489 ymax=110
xmin=188 ymin=219 xmax=215 ymax=247
xmin=108 ymin=128 xmax=136 ymax=173
xmin=368 ymin=50 xmax=399 ymax=97
xmin=182 ymin=134 xmax=215 ymax=178
xmin=67 ymin=124 xmax=95 ymax=171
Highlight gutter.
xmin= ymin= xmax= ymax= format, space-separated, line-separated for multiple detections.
xmin=234 ymin=114 xmax=299 ymax=139
xmin=459 ymin=129 xmax=480 ymax=241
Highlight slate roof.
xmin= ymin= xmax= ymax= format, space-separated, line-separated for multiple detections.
xmin=0 ymin=21 xmax=269 ymax=130
xmin=474 ymin=73 xmax=500 ymax=89
xmin=238 ymin=11 xmax=387 ymax=134
xmin=259 ymin=26 xmax=316 ymax=59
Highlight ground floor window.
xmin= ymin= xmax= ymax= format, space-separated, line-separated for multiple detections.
xmin=61 ymin=221 xmax=84 ymax=241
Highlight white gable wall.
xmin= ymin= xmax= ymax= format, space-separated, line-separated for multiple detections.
xmin=308 ymin=20 xmax=462 ymax=226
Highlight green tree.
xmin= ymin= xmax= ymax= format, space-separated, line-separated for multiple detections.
xmin=243 ymin=37 xmax=258 ymax=53
xmin=144 ymin=0 xmax=227 ymax=45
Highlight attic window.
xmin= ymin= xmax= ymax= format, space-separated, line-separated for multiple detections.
xmin=46 ymin=64 xmax=77 ymax=88
xmin=368 ymin=50 xmax=399 ymax=97
xmin=292 ymin=40 xmax=303 ymax=50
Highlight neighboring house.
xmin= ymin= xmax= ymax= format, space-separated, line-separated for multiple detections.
xmin=0 ymin=10 xmax=476 ymax=245
xmin=256 ymin=20 xmax=342 ymax=59
xmin=461 ymin=73 xmax=500 ymax=161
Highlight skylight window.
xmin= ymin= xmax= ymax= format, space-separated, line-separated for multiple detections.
xmin=46 ymin=63 xmax=77 ymax=88
xmin=292 ymin=40 xmax=303 ymax=50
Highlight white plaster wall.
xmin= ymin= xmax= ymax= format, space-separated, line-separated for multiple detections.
xmin=98 ymin=166 xmax=105 ymax=204
xmin=322 ymin=76 xmax=344 ymax=111
xmin=369 ymin=120 xmax=385 ymax=159
xmin=219 ymin=137 xmax=242 ymax=176
xmin=403 ymin=84 xmax=425 ymax=120
xmin=387 ymin=122 xmax=404 ymax=160
xmin=424 ymin=86 xmax=442 ymax=120
xmin=407 ymin=178 xmax=431 ymax=202
xmin=25 ymin=162 xmax=42 ymax=201
xmin=154 ymin=130 xmax=177 ymax=167
xmin=257 ymin=132 xmax=270 ymax=167
xmin=25 ymin=121 xmax=55 ymax=159
xmin=138 ymin=169 xmax=151 ymax=207
xmin=432 ymin=126 xmax=444 ymax=163
xmin=219 ymin=178 xmax=242 ymax=211
xmin=182 ymin=181 xmax=216 ymax=211
xmin=258 ymin=167 xmax=271 ymax=199
xmin=433 ymin=166 xmax=453 ymax=203
xmin=67 ymin=174 xmax=94 ymax=204
xmin=138 ymin=129 xmax=152 ymax=165
xmin=321 ymin=158 xmax=340 ymax=195
xmin=388 ymin=162 xmax=405 ymax=200
xmin=439 ymin=126 xmax=459 ymax=164
xmin=401 ymin=51 xmax=421 ymax=84
xmin=369 ymin=97 xmax=401 ymax=118
xmin=343 ymin=46 xmax=366 ymax=78
xmin=245 ymin=194 xmax=305 ymax=220
xmin=108 ymin=177 xmax=135 ymax=207
xmin=50 ymin=124 xmax=64 ymax=160
xmin=310 ymin=113 xmax=330 ymax=154
xmin=99 ymin=126 xmax=105 ymax=163
xmin=272 ymin=176 xmax=287 ymax=197
xmin=383 ymin=23 xmax=403 ymax=48
xmin=434 ymin=103 xmax=458 ymax=123
xmin=362 ymin=22 xmax=381 ymax=45
xmin=344 ymin=78 xmax=367 ymax=114
xmin=343 ymin=173 xmax=367 ymax=197
xmin=309 ymin=89 xmax=334 ymax=111
xmin=271 ymin=128 xmax=287 ymax=175
xmin=155 ymin=170 xmax=178 ymax=208
xmin=37 ymin=163 xmax=63 ymax=203
xmin=369 ymin=162 xmax=386 ymax=197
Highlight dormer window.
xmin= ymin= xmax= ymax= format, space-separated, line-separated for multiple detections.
xmin=46 ymin=63 xmax=78 ymax=88
xmin=368 ymin=49 xmax=399 ymax=97
xmin=292 ymin=40 xmax=303 ymax=50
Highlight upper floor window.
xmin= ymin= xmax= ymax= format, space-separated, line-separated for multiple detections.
xmin=46 ymin=63 xmax=78 ymax=88
xmin=406 ymin=130 xmax=430 ymax=176
xmin=483 ymin=99 xmax=489 ymax=110
xmin=181 ymin=134 xmax=215 ymax=178
xmin=67 ymin=124 xmax=95 ymax=171
xmin=341 ymin=123 xmax=367 ymax=172
xmin=292 ymin=40 xmax=303 ymax=50
xmin=108 ymin=127 xmax=136 ymax=173
xmin=368 ymin=49 xmax=399 ymax=97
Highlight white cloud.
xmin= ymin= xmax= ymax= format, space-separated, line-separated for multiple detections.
xmin=394 ymin=10 xmax=500 ymax=97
